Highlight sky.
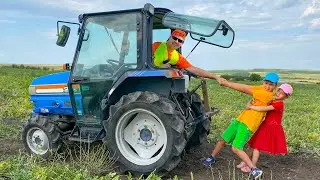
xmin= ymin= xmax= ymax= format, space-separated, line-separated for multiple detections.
xmin=0 ymin=0 xmax=319 ymax=70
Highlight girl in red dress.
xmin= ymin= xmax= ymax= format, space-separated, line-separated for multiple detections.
xmin=237 ymin=83 xmax=293 ymax=172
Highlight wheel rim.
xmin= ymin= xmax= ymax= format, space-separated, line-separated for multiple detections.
xmin=116 ymin=108 xmax=168 ymax=166
xmin=26 ymin=127 xmax=49 ymax=155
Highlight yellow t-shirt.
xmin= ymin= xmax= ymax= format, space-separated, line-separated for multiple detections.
xmin=237 ymin=85 xmax=274 ymax=132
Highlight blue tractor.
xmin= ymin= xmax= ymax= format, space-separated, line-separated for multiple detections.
xmin=21 ymin=3 xmax=235 ymax=175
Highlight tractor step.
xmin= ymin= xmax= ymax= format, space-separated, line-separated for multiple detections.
xmin=68 ymin=127 xmax=104 ymax=143
xmin=68 ymin=136 xmax=95 ymax=143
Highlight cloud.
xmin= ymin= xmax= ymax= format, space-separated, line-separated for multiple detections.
xmin=310 ymin=18 xmax=320 ymax=29
xmin=239 ymin=0 xmax=301 ymax=10
xmin=184 ymin=1 xmax=307 ymax=31
xmin=302 ymin=0 xmax=320 ymax=18
xmin=0 ymin=19 xmax=16 ymax=24
xmin=233 ymin=33 xmax=320 ymax=49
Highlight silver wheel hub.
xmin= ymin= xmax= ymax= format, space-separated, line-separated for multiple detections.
xmin=116 ymin=108 xmax=167 ymax=166
xmin=26 ymin=127 xmax=49 ymax=155
xmin=137 ymin=125 xmax=157 ymax=147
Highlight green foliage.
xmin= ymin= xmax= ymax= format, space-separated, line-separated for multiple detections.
xmin=220 ymin=73 xmax=262 ymax=82
xmin=221 ymin=74 xmax=232 ymax=80
xmin=249 ymin=73 xmax=262 ymax=81
xmin=0 ymin=155 xmax=120 ymax=180
xmin=232 ymin=76 xmax=247 ymax=81
xmin=0 ymin=67 xmax=55 ymax=121
xmin=0 ymin=144 xmax=169 ymax=179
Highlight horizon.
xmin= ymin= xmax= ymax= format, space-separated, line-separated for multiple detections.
xmin=2 ymin=63 xmax=320 ymax=72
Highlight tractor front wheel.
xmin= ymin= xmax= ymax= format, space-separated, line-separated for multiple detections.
xmin=21 ymin=114 xmax=62 ymax=158
xmin=103 ymin=91 xmax=186 ymax=175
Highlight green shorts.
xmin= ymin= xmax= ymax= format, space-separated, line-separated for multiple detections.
xmin=221 ymin=119 xmax=252 ymax=150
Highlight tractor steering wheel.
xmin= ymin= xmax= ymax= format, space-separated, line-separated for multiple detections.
xmin=106 ymin=59 xmax=120 ymax=68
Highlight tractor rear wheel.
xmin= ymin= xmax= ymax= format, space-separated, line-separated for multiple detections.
xmin=102 ymin=91 xmax=186 ymax=175
xmin=185 ymin=93 xmax=210 ymax=152
xmin=21 ymin=114 xmax=62 ymax=158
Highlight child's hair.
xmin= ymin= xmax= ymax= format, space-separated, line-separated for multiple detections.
xmin=279 ymin=83 xmax=293 ymax=96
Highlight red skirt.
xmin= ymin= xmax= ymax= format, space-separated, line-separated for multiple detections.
xmin=248 ymin=121 xmax=288 ymax=155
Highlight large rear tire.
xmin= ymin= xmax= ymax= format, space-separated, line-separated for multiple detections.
xmin=102 ymin=91 xmax=186 ymax=175
xmin=185 ymin=93 xmax=210 ymax=152
xmin=21 ymin=114 xmax=62 ymax=158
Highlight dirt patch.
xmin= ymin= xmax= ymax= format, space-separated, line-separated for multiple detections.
xmin=0 ymin=138 xmax=23 ymax=161
xmin=167 ymin=143 xmax=320 ymax=180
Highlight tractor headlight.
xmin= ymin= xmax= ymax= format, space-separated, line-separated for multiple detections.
xmin=29 ymin=86 xmax=36 ymax=95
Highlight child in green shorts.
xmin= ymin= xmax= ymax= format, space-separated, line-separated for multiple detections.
xmin=203 ymin=72 xmax=279 ymax=180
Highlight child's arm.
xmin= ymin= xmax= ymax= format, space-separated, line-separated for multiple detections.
xmin=219 ymin=78 xmax=253 ymax=95
xmin=248 ymin=105 xmax=275 ymax=112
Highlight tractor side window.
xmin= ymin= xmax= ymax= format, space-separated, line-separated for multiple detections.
xmin=151 ymin=29 xmax=171 ymax=68
xmin=73 ymin=13 xmax=140 ymax=79
xmin=153 ymin=29 xmax=171 ymax=43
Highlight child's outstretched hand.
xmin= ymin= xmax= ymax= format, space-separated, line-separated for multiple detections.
xmin=246 ymin=100 xmax=253 ymax=109
xmin=217 ymin=77 xmax=228 ymax=86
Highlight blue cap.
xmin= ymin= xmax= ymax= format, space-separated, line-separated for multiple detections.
xmin=263 ymin=72 xmax=279 ymax=84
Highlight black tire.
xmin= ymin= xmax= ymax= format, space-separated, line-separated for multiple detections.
xmin=21 ymin=114 xmax=62 ymax=158
xmin=185 ymin=93 xmax=210 ymax=152
xmin=102 ymin=91 xmax=186 ymax=175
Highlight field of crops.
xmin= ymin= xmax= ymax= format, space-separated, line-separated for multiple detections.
xmin=0 ymin=66 xmax=319 ymax=179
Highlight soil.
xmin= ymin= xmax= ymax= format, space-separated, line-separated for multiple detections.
xmin=167 ymin=143 xmax=320 ymax=180
xmin=1 ymin=137 xmax=319 ymax=180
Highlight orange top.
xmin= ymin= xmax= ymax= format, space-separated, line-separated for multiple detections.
xmin=237 ymin=85 xmax=274 ymax=132
xmin=152 ymin=42 xmax=192 ymax=69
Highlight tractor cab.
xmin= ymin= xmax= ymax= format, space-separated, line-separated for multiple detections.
xmin=56 ymin=4 xmax=234 ymax=125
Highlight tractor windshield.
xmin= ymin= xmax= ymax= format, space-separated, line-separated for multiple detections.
xmin=72 ymin=12 xmax=140 ymax=80
xmin=163 ymin=12 xmax=234 ymax=48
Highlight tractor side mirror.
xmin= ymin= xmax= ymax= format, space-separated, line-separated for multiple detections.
xmin=63 ymin=63 xmax=71 ymax=70
xmin=56 ymin=25 xmax=71 ymax=47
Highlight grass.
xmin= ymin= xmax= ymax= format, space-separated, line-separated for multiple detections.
xmin=0 ymin=143 xmax=177 ymax=180
xmin=0 ymin=66 xmax=319 ymax=178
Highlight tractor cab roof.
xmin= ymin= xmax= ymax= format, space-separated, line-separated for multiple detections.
xmin=78 ymin=7 xmax=171 ymax=28
xmin=65 ymin=3 xmax=234 ymax=49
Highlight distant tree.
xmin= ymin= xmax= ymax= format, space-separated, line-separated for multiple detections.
xmin=221 ymin=74 xmax=232 ymax=80
xmin=249 ymin=73 xmax=262 ymax=81
xmin=233 ymin=76 xmax=246 ymax=81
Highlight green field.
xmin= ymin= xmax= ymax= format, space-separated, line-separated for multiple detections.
xmin=0 ymin=66 xmax=319 ymax=178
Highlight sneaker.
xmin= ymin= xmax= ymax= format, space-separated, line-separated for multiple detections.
xmin=202 ymin=155 xmax=216 ymax=167
xmin=251 ymin=168 xmax=263 ymax=179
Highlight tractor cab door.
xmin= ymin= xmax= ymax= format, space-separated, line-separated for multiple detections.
xmin=68 ymin=12 xmax=142 ymax=125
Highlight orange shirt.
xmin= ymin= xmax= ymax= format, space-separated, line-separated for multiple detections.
xmin=237 ymin=85 xmax=274 ymax=132
xmin=152 ymin=42 xmax=192 ymax=69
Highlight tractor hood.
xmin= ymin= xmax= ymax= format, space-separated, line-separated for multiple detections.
xmin=31 ymin=71 xmax=70 ymax=85
xmin=29 ymin=71 xmax=75 ymax=116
